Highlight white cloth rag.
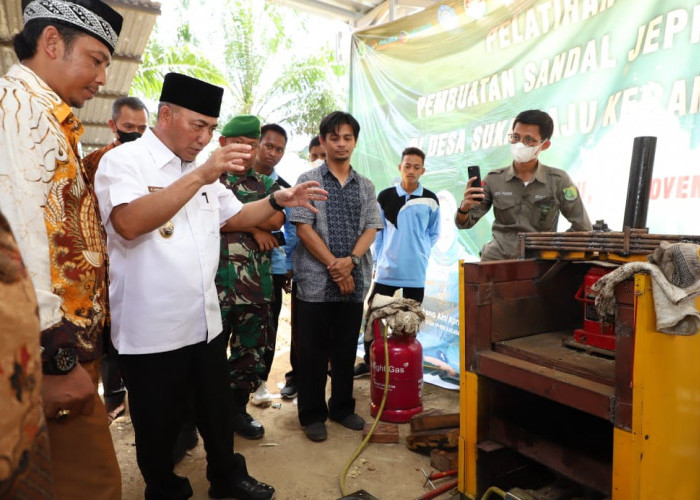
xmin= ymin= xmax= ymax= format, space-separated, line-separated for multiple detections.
xmin=592 ymin=262 xmax=700 ymax=335
xmin=363 ymin=293 xmax=425 ymax=341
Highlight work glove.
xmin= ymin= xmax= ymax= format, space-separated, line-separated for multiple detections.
xmin=648 ymin=241 xmax=700 ymax=288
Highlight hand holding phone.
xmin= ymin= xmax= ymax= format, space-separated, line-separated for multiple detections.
xmin=467 ymin=165 xmax=482 ymax=188
xmin=273 ymin=231 xmax=286 ymax=247
xmin=458 ymin=165 xmax=485 ymax=215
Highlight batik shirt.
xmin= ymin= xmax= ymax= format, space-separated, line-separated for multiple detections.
xmin=216 ymin=169 xmax=280 ymax=306
xmin=0 ymin=64 xmax=109 ymax=365
xmin=82 ymin=141 xmax=116 ymax=185
xmin=290 ymin=163 xmax=383 ymax=303
xmin=0 ymin=208 xmax=53 ymax=498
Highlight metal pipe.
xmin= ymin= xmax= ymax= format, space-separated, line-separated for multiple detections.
xmin=623 ymin=136 xmax=657 ymax=229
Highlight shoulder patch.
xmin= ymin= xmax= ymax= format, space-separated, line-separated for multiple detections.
xmin=563 ymin=185 xmax=579 ymax=201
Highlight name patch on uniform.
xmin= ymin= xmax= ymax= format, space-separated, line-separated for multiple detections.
xmin=494 ymin=191 xmax=513 ymax=196
xmin=563 ymin=185 xmax=579 ymax=201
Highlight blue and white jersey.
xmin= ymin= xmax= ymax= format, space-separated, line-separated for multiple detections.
xmin=374 ymin=183 xmax=440 ymax=288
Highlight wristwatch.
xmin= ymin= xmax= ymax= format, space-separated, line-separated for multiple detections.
xmin=43 ymin=347 xmax=78 ymax=375
xmin=349 ymin=253 xmax=361 ymax=266
xmin=268 ymin=192 xmax=284 ymax=211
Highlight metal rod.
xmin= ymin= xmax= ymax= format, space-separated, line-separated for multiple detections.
xmin=623 ymin=136 xmax=657 ymax=229
xmin=518 ymin=229 xmax=650 ymax=236
xmin=524 ymin=245 xmax=655 ymax=253
xmin=415 ymin=480 xmax=458 ymax=500
xmin=518 ymin=228 xmax=700 ymax=258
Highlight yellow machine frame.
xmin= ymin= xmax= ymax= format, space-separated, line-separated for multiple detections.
xmin=458 ymin=264 xmax=700 ymax=499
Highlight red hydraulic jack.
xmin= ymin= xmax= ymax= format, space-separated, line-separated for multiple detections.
xmin=573 ymin=267 xmax=616 ymax=351
xmin=416 ymin=468 xmax=458 ymax=500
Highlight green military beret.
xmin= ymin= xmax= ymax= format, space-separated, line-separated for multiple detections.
xmin=220 ymin=114 xmax=261 ymax=138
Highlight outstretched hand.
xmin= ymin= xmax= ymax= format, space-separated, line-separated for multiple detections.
xmin=276 ymin=181 xmax=328 ymax=213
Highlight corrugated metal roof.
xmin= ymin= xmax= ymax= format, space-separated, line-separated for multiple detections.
xmin=268 ymin=0 xmax=438 ymax=29
xmin=0 ymin=0 xmax=160 ymax=149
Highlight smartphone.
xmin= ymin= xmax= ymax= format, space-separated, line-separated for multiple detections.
xmin=467 ymin=165 xmax=482 ymax=188
xmin=273 ymin=231 xmax=286 ymax=246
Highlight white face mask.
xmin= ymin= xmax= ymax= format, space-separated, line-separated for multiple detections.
xmin=510 ymin=141 xmax=542 ymax=163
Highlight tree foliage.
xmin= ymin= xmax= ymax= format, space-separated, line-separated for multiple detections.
xmin=269 ymin=49 xmax=346 ymax=136
xmin=131 ymin=0 xmax=346 ymax=137
xmin=130 ymin=37 xmax=227 ymax=101
xmin=219 ymin=0 xmax=346 ymax=135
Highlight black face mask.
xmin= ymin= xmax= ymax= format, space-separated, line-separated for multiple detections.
xmin=116 ymin=129 xmax=142 ymax=144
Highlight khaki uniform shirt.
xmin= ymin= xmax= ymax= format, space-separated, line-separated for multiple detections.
xmin=455 ymin=162 xmax=592 ymax=261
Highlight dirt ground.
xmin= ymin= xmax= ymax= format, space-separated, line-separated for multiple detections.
xmin=109 ymin=295 xmax=462 ymax=500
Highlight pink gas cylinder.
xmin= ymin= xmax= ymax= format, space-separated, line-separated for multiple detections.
xmin=369 ymin=319 xmax=424 ymax=423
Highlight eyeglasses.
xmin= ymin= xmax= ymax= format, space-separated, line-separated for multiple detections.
xmin=508 ymin=133 xmax=545 ymax=147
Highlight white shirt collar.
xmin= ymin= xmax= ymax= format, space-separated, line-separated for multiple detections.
xmin=141 ymin=128 xmax=187 ymax=171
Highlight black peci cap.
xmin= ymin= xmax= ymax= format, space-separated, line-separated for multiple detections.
xmin=159 ymin=73 xmax=224 ymax=118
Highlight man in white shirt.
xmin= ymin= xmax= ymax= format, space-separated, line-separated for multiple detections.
xmin=94 ymin=72 xmax=326 ymax=500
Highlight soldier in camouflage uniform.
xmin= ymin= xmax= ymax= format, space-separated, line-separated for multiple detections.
xmin=215 ymin=115 xmax=284 ymax=440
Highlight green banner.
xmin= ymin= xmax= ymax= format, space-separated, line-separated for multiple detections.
xmin=350 ymin=0 xmax=700 ymax=385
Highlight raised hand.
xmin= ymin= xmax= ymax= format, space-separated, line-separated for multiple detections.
xmin=458 ymin=176 xmax=485 ymax=214
xmin=197 ymin=143 xmax=253 ymax=184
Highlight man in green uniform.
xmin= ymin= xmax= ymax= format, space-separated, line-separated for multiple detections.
xmin=215 ymin=115 xmax=284 ymax=439
xmin=455 ymin=109 xmax=592 ymax=260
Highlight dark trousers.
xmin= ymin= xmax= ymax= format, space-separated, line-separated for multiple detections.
xmin=284 ymin=282 xmax=298 ymax=384
xmin=263 ymin=273 xmax=287 ymax=381
xmin=296 ymin=300 xmax=363 ymax=426
xmin=363 ymin=283 xmax=424 ymax=364
xmin=119 ymin=333 xmax=247 ymax=499
xmin=100 ymin=342 xmax=126 ymax=411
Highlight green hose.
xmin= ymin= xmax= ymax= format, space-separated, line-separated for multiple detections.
xmin=480 ymin=486 xmax=507 ymax=499
xmin=339 ymin=322 xmax=391 ymax=497
xmin=337 ymin=323 xmax=509 ymax=499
